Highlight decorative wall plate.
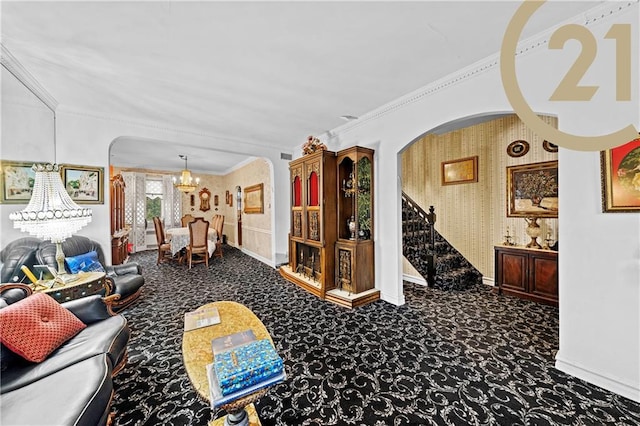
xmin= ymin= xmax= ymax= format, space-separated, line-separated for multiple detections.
xmin=506 ymin=140 xmax=530 ymax=157
xmin=543 ymin=140 xmax=558 ymax=153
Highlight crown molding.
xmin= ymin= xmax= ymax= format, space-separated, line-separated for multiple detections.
xmin=222 ymin=156 xmax=260 ymax=175
xmin=1 ymin=43 xmax=58 ymax=112
xmin=334 ymin=1 xmax=638 ymax=136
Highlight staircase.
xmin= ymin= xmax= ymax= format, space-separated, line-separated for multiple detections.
xmin=402 ymin=192 xmax=482 ymax=291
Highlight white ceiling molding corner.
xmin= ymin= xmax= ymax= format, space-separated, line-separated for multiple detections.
xmin=1 ymin=43 xmax=58 ymax=112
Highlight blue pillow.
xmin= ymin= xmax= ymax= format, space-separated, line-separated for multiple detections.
xmin=64 ymin=251 xmax=105 ymax=274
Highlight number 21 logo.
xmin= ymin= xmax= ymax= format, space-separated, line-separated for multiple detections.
xmin=501 ymin=1 xmax=637 ymax=151
xmin=549 ymin=23 xmax=630 ymax=102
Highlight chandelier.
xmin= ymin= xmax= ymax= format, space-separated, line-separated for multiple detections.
xmin=9 ymin=163 xmax=93 ymax=276
xmin=173 ymin=154 xmax=200 ymax=193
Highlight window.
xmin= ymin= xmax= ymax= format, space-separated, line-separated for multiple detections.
xmin=145 ymin=178 xmax=163 ymax=223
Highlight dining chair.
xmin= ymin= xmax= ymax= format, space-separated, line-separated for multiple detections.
xmin=187 ymin=217 xmax=210 ymax=269
xmin=153 ymin=217 xmax=174 ymax=265
xmin=181 ymin=214 xmax=196 ymax=227
xmin=210 ymin=214 xmax=220 ymax=233
xmin=213 ymin=214 xmax=225 ymax=258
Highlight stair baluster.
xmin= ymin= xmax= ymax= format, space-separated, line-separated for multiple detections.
xmin=401 ymin=192 xmax=436 ymax=287
xmin=401 ymin=191 xmax=482 ymax=291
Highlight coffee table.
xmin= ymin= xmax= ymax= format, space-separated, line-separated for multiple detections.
xmin=182 ymin=301 xmax=274 ymax=426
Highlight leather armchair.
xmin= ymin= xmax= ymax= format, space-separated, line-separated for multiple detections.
xmin=0 ymin=236 xmax=144 ymax=311
xmin=0 ymin=237 xmax=41 ymax=284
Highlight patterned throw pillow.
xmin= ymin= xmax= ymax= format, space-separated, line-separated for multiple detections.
xmin=65 ymin=250 xmax=106 ymax=274
xmin=0 ymin=293 xmax=86 ymax=362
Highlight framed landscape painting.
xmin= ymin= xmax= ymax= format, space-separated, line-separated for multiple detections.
xmin=244 ymin=183 xmax=264 ymax=214
xmin=0 ymin=160 xmax=36 ymax=204
xmin=507 ymin=160 xmax=558 ymax=218
xmin=441 ymin=156 xmax=478 ymax=185
xmin=601 ymin=136 xmax=640 ymax=212
xmin=60 ymin=164 xmax=104 ymax=204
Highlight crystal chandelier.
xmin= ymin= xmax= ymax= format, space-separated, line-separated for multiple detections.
xmin=9 ymin=163 xmax=92 ymax=275
xmin=173 ymin=154 xmax=200 ymax=193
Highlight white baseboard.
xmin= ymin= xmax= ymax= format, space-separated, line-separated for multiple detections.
xmin=380 ymin=291 xmax=405 ymax=306
xmin=555 ymin=355 xmax=640 ymax=403
xmin=241 ymin=248 xmax=275 ymax=268
xmin=402 ymin=273 xmax=427 ymax=286
xmin=403 ymin=273 xmax=494 ymax=288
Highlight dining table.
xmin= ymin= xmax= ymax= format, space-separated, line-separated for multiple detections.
xmin=165 ymin=226 xmax=218 ymax=258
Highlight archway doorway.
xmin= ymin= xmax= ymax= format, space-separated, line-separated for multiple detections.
xmin=399 ymin=112 xmax=558 ymax=299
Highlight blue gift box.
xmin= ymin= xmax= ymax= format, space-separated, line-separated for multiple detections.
xmin=214 ymin=339 xmax=284 ymax=396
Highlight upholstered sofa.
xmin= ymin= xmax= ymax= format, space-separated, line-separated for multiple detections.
xmin=0 ymin=236 xmax=144 ymax=311
xmin=0 ymin=284 xmax=130 ymax=425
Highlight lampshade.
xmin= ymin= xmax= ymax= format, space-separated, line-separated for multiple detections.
xmin=9 ymin=163 xmax=92 ymax=243
xmin=173 ymin=155 xmax=200 ymax=193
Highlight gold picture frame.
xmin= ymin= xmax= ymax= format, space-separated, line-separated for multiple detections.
xmin=600 ymin=136 xmax=640 ymax=213
xmin=59 ymin=164 xmax=104 ymax=204
xmin=0 ymin=160 xmax=37 ymax=204
xmin=506 ymin=160 xmax=558 ymax=218
xmin=244 ymin=183 xmax=264 ymax=214
xmin=441 ymin=156 xmax=478 ymax=185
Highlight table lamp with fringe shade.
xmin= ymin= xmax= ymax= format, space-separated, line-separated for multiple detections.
xmin=9 ymin=163 xmax=92 ymax=279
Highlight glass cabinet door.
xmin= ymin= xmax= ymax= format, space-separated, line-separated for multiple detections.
xmin=356 ymin=156 xmax=372 ymax=240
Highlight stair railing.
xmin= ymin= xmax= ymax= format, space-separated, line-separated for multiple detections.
xmin=401 ymin=192 xmax=436 ymax=287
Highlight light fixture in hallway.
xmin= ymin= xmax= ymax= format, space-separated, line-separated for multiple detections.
xmin=173 ymin=155 xmax=200 ymax=193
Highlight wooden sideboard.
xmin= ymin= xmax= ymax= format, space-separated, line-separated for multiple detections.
xmin=494 ymin=245 xmax=558 ymax=307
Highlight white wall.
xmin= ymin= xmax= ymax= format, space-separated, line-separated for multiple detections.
xmin=327 ymin=3 xmax=639 ymax=402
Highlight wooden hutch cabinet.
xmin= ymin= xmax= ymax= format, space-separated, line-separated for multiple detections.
xmin=494 ymin=245 xmax=558 ymax=306
xmin=329 ymin=146 xmax=378 ymax=308
xmin=279 ymin=150 xmax=337 ymax=299
xmin=110 ymin=174 xmax=130 ymax=265
xmin=279 ymin=146 xmax=379 ymax=308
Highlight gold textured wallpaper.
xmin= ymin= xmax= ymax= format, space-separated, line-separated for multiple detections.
xmin=183 ymin=158 xmax=272 ymax=260
xmin=223 ymin=158 xmax=272 ymax=261
xmin=401 ymin=114 xmax=558 ymax=282
xmin=115 ymin=158 xmax=272 ymax=262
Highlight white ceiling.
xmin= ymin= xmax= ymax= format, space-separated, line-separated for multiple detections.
xmin=1 ymin=1 xmax=602 ymax=174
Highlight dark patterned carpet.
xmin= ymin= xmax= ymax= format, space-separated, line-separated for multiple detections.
xmin=112 ymin=247 xmax=640 ymax=425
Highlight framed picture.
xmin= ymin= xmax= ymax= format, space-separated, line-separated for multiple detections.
xmin=507 ymin=160 xmax=558 ymax=218
xmin=441 ymin=156 xmax=478 ymax=185
xmin=601 ymin=136 xmax=640 ymax=212
xmin=506 ymin=140 xmax=530 ymax=158
xmin=0 ymin=160 xmax=36 ymax=204
xmin=244 ymin=183 xmax=264 ymax=214
xmin=59 ymin=164 xmax=104 ymax=204
xmin=225 ymin=190 xmax=230 ymax=205
xmin=543 ymin=140 xmax=558 ymax=153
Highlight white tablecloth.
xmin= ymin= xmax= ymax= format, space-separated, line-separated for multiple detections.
xmin=165 ymin=227 xmax=217 ymax=258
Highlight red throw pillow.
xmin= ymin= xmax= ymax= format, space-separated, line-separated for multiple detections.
xmin=0 ymin=293 xmax=86 ymax=362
